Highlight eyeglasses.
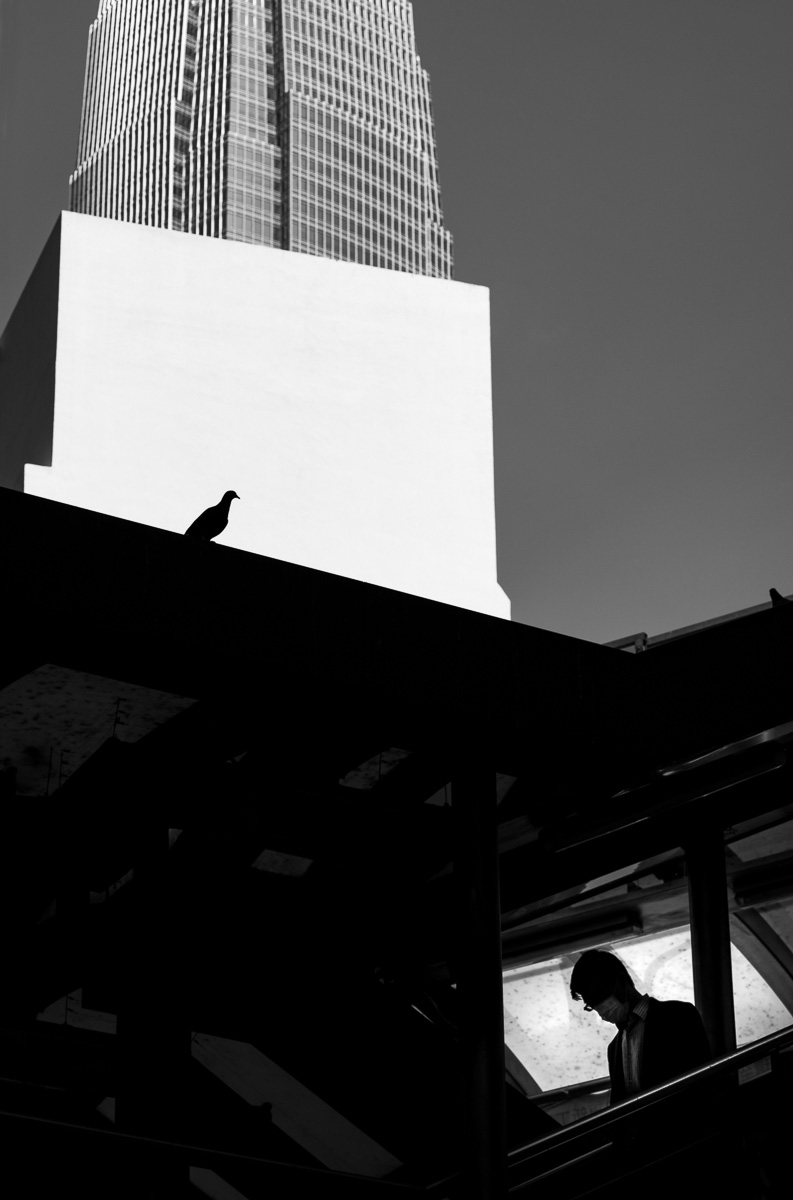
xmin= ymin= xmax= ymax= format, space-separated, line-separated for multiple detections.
xmin=582 ymin=996 xmax=611 ymax=1013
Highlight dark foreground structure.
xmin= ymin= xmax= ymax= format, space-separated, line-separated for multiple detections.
xmin=2 ymin=487 xmax=792 ymax=1198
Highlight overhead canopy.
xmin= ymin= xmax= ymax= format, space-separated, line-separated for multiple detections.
xmin=3 ymin=486 xmax=793 ymax=1192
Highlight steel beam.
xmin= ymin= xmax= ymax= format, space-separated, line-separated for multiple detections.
xmin=686 ymin=826 xmax=736 ymax=1057
xmin=116 ymin=824 xmax=191 ymax=1192
xmin=452 ymin=758 xmax=506 ymax=1199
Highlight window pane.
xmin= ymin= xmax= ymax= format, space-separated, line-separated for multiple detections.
xmin=729 ymin=818 xmax=793 ymax=1043
xmin=730 ymin=936 xmax=792 ymax=1044
xmin=503 ymin=927 xmax=694 ymax=1093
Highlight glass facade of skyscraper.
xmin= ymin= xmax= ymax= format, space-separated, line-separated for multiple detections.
xmin=70 ymin=0 xmax=453 ymax=277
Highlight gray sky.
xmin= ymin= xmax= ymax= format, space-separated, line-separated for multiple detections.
xmin=2 ymin=1 xmax=792 ymax=643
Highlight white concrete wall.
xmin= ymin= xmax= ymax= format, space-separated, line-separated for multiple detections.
xmin=5 ymin=212 xmax=509 ymax=617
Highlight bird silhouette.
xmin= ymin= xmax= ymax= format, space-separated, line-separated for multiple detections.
xmin=770 ymin=588 xmax=791 ymax=607
xmin=185 ymin=491 xmax=239 ymax=540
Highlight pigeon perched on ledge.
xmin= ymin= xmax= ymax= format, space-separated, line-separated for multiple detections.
xmin=770 ymin=588 xmax=791 ymax=607
xmin=185 ymin=491 xmax=239 ymax=540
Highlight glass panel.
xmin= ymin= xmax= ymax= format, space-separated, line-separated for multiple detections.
xmin=730 ymin=820 xmax=793 ymax=861
xmin=754 ymin=899 xmax=793 ymax=950
xmin=504 ymin=955 xmax=612 ymax=1092
xmin=504 ymin=920 xmax=792 ymax=1099
xmin=729 ymin=817 xmax=793 ymax=1043
xmin=730 ymin=936 xmax=792 ymax=1044
xmin=503 ymin=926 xmax=694 ymax=1093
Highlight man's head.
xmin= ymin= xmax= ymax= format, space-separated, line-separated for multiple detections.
xmin=570 ymin=950 xmax=639 ymax=1026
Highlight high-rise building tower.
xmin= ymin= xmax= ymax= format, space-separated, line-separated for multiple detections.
xmin=70 ymin=0 xmax=453 ymax=277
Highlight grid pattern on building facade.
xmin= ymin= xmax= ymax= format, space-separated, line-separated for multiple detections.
xmin=71 ymin=0 xmax=452 ymax=277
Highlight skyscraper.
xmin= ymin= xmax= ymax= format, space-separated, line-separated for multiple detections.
xmin=70 ymin=0 xmax=453 ymax=277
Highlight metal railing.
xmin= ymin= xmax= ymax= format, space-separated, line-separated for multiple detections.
xmin=2 ymin=1021 xmax=792 ymax=1197
xmin=505 ymin=1019 xmax=793 ymax=1193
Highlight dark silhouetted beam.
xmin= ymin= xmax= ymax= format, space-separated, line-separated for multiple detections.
xmin=452 ymin=757 xmax=505 ymax=1199
xmin=686 ymin=826 xmax=736 ymax=1057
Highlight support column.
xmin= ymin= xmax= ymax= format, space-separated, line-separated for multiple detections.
xmin=686 ymin=825 xmax=736 ymax=1058
xmin=116 ymin=824 xmax=190 ymax=1194
xmin=452 ymin=757 xmax=506 ymax=1200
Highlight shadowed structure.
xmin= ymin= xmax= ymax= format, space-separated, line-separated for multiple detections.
xmin=4 ymin=489 xmax=793 ymax=1198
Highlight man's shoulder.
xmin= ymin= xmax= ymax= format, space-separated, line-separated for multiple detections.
xmin=646 ymin=997 xmax=703 ymax=1025
xmin=648 ymin=997 xmax=698 ymax=1012
xmin=644 ymin=996 xmax=712 ymax=1068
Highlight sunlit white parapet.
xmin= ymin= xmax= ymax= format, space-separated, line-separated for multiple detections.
xmin=0 ymin=212 xmax=509 ymax=618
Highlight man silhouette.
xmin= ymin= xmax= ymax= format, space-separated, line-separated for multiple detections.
xmin=570 ymin=949 xmax=711 ymax=1104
